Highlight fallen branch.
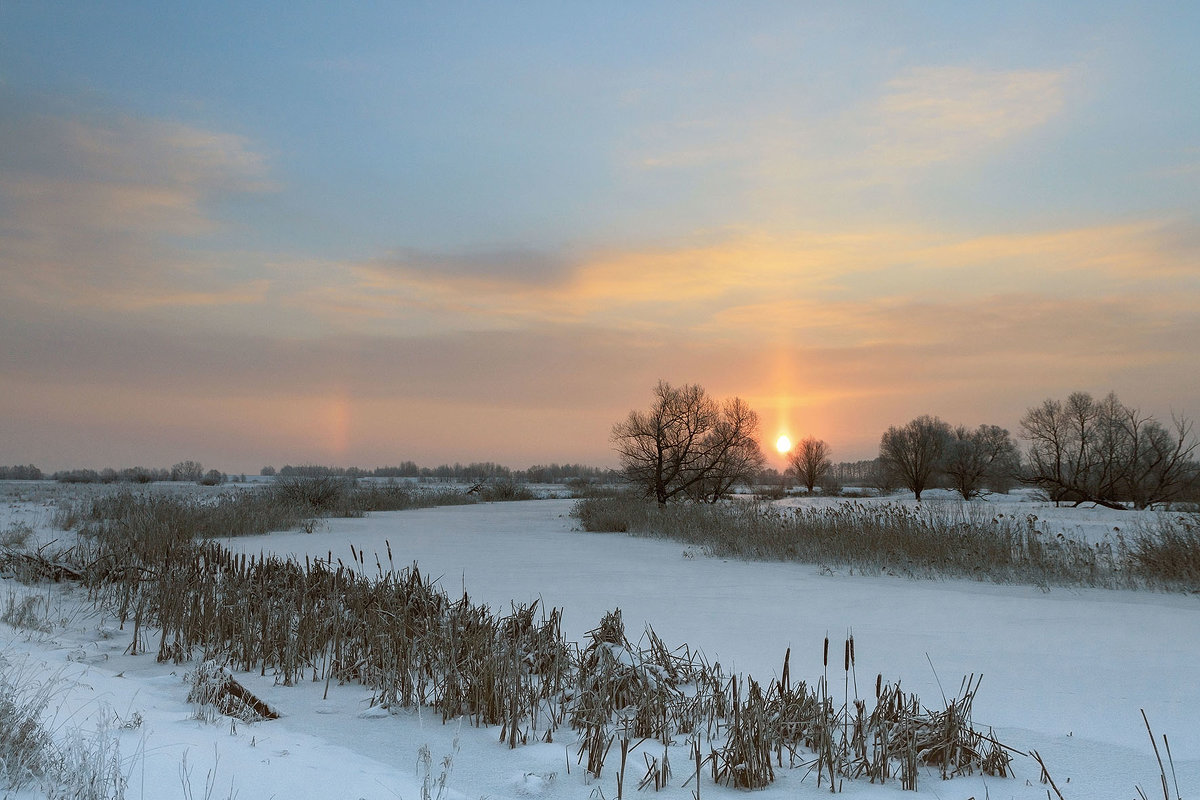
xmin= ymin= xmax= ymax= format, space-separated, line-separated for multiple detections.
xmin=188 ymin=661 xmax=279 ymax=722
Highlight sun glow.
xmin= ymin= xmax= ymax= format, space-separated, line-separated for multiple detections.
xmin=775 ymin=434 xmax=792 ymax=454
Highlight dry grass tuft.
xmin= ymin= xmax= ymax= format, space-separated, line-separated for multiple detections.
xmin=0 ymin=655 xmax=128 ymax=799
xmin=0 ymin=658 xmax=56 ymax=790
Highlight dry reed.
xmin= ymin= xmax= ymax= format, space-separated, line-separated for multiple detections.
xmin=574 ymin=495 xmax=1200 ymax=592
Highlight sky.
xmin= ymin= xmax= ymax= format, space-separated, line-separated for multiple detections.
xmin=2 ymin=2 xmax=1198 ymax=473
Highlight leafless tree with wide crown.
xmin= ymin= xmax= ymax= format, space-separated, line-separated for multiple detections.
xmin=612 ymin=381 xmax=766 ymax=504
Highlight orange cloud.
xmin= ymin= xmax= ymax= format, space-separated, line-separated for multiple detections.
xmin=333 ymin=218 xmax=1196 ymax=344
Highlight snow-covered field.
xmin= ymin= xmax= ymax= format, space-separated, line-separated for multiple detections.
xmin=1 ymin=487 xmax=1197 ymax=799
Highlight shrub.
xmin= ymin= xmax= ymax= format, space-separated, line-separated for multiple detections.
xmin=197 ymin=470 xmax=223 ymax=486
xmin=270 ymin=475 xmax=352 ymax=513
xmin=570 ymin=492 xmax=649 ymax=533
xmin=755 ymin=484 xmax=787 ymax=501
xmin=473 ymin=480 xmax=536 ymax=502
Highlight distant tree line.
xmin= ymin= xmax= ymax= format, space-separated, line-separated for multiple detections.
xmin=54 ymin=467 xmax=169 ymax=484
xmin=265 ymin=462 xmax=618 ymax=484
xmin=0 ymin=464 xmax=44 ymax=480
xmin=24 ymin=461 xmax=242 ymax=485
xmin=4 ymin=458 xmax=616 ymax=487
xmin=520 ymin=463 xmax=622 ymax=483
xmin=830 ymin=459 xmax=898 ymax=492
xmin=754 ymin=459 xmax=898 ymax=494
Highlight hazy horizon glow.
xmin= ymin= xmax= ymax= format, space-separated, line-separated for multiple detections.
xmin=2 ymin=4 xmax=1198 ymax=473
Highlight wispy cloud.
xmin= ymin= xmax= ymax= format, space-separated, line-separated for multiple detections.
xmin=0 ymin=101 xmax=273 ymax=310
xmin=625 ymin=63 xmax=1069 ymax=215
xmin=270 ymin=217 xmax=1198 ymax=345
xmin=866 ymin=66 xmax=1066 ymax=169
xmin=370 ymin=247 xmax=578 ymax=287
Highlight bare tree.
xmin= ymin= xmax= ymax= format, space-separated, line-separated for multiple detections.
xmin=684 ymin=396 xmax=768 ymax=502
xmin=1021 ymin=391 xmax=1199 ymax=509
xmin=170 ymin=460 xmax=204 ymax=482
xmin=879 ymin=415 xmax=952 ymax=501
xmin=942 ymin=424 xmax=1020 ymax=500
xmin=1020 ymin=395 xmax=1076 ymax=503
xmin=1125 ymin=414 xmax=1199 ymax=509
xmin=1022 ymin=392 xmax=1124 ymax=508
xmin=612 ymin=381 xmax=765 ymax=504
xmin=787 ymin=437 xmax=832 ymax=493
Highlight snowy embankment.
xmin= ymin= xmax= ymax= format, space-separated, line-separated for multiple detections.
xmin=2 ymin=493 xmax=1197 ymax=799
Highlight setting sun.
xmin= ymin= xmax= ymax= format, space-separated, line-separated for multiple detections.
xmin=775 ymin=434 xmax=792 ymax=454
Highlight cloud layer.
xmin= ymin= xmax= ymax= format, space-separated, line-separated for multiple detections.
xmin=2 ymin=10 xmax=1197 ymax=472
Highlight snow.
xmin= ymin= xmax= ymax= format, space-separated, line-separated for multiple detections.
xmin=2 ymin=488 xmax=1198 ymax=799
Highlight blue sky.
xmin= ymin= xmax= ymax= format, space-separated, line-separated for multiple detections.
xmin=2 ymin=3 xmax=1198 ymax=471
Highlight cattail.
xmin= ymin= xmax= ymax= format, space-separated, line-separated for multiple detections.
xmin=823 ymin=635 xmax=829 ymax=667
xmin=844 ymin=639 xmax=850 ymax=672
xmin=875 ymin=673 xmax=882 ymax=700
